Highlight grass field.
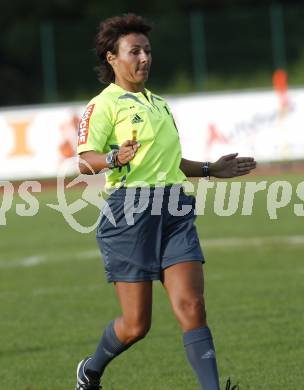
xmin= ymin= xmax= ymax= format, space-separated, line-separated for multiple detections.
xmin=1 ymin=173 xmax=303 ymax=390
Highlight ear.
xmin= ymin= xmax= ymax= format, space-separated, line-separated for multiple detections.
xmin=106 ymin=51 xmax=116 ymax=66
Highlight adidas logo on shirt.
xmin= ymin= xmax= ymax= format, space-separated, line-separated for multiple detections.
xmin=132 ymin=114 xmax=144 ymax=124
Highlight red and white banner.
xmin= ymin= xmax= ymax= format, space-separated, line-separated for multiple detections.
xmin=0 ymin=104 xmax=82 ymax=180
xmin=0 ymin=87 xmax=303 ymax=180
xmin=168 ymin=88 xmax=304 ymax=163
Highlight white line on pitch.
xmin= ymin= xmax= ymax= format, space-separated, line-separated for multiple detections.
xmin=201 ymin=235 xmax=304 ymax=248
xmin=1 ymin=235 xmax=303 ymax=269
xmin=0 ymin=255 xmax=46 ymax=269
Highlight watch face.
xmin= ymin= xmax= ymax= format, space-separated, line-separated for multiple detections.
xmin=106 ymin=150 xmax=115 ymax=168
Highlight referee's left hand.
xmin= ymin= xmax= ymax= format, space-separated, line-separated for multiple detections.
xmin=209 ymin=153 xmax=257 ymax=178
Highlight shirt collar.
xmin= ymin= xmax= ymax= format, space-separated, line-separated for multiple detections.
xmin=109 ymin=82 xmax=151 ymax=97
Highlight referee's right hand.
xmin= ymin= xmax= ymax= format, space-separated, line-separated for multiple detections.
xmin=117 ymin=140 xmax=141 ymax=166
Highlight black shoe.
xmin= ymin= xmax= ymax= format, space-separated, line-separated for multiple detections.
xmin=225 ymin=377 xmax=239 ymax=389
xmin=75 ymin=357 xmax=102 ymax=390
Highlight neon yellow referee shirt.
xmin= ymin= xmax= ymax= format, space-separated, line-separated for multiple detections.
xmin=77 ymin=83 xmax=186 ymax=189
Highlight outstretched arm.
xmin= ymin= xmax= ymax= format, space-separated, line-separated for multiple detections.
xmin=180 ymin=153 xmax=257 ymax=178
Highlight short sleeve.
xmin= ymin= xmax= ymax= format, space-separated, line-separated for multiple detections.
xmin=77 ymin=97 xmax=113 ymax=154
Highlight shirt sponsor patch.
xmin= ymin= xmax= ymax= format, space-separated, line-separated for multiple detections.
xmin=78 ymin=104 xmax=95 ymax=145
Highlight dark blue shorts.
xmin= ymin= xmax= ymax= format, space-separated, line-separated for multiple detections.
xmin=96 ymin=185 xmax=204 ymax=282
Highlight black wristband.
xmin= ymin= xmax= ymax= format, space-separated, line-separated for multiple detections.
xmin=202 ymin=162 xmax=210 ymax=178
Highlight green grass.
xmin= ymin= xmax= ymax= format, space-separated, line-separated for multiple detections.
xmin=0 ymin=173 xmax=303 ymax=389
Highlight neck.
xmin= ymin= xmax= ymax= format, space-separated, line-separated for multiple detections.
xmin=114 ymin=78 xmax=145 ymax=93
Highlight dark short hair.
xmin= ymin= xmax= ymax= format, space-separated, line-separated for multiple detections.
xmin=95 ymin=13 xmax=152 ymax=84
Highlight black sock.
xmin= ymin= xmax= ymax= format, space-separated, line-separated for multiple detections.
xmin=86 ymin=320 xmax=129 ymax=377
xmin=183 ymin=326 xmax=220 ymax=390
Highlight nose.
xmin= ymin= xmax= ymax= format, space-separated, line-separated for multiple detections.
xmin=140 ymin=50 xmax=149 ymax=63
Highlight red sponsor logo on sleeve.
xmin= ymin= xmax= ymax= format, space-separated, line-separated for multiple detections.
xmin=78 ymin=104 xmax=95 ymax=145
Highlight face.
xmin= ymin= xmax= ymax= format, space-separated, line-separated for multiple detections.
xmin=107 ymin=33 xmax=152 ymax=90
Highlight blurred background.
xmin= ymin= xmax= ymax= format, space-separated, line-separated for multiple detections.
xmin=1 ymin=0 xmax=304 ymax=106
xmin=1 ymin=0 xmax=304 ymax=180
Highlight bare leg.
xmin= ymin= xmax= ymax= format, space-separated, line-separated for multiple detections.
xmin=161 ymin=261 xmax=206 ymax=331
xmin=114 ymin=281 xmax=153 ymax=344
xmin=86 ymin=281 xmax=153 ymax=376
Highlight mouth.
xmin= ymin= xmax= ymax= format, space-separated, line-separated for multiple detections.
xmin=138 ymin=67 xmax=149 ymax=73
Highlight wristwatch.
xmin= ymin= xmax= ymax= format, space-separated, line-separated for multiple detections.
xmin=106 ymin=150 xmax=117 ymax=169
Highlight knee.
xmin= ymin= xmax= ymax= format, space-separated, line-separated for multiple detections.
xmin=174 ymin=296 xmax=207 ymax=323
xmin=124 ymin=322 xmax=151 ymax=344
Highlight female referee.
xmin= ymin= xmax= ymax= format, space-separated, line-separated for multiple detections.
xmin=75 ymin=13 xmax=256 ymax=390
